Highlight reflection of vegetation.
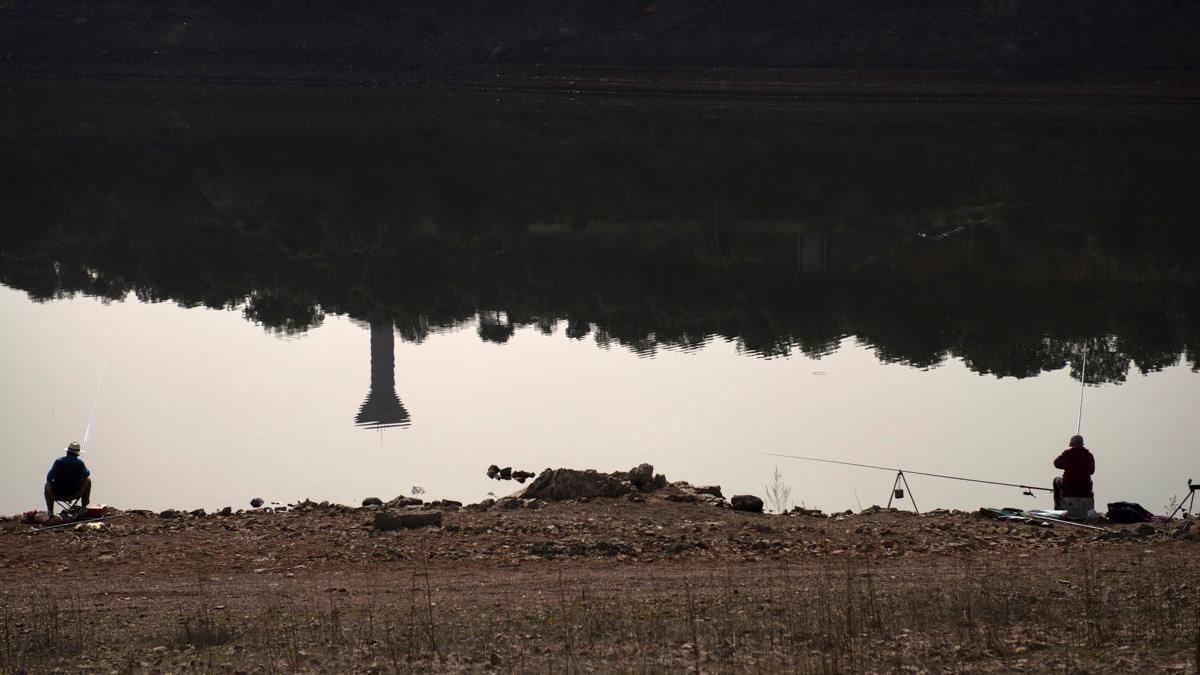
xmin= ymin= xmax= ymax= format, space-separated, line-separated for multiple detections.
xmin=1 ymin=84 xmax=1198 ymax=384
xmin=3 ymin=1 xmax=1199 ymax=81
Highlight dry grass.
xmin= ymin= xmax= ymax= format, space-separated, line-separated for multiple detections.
xmin=3 ymin=550 xmax=1197 ymax=673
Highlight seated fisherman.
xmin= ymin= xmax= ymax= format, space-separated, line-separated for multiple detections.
xmin=44 ymin=442 xmax=92 ymax=518
xmin=1053 ymin=434 xmax=1095 ymax=518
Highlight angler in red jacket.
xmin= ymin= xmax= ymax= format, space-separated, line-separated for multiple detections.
xmin=1052 ymin=435 xmax=1095 ymax=510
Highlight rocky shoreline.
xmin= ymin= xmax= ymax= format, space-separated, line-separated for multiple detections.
xmin=2 ymin=465 xmax=1198 ymax=672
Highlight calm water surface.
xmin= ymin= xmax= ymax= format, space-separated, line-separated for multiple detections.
xmin=2 ymin=286 xmax=1197 ymax=515
xmin=2 ymin=84 xmax=1198 ymax=514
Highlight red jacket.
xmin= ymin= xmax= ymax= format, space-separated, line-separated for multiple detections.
xmin=1054 ymin=446 xmax=1095 ymax=497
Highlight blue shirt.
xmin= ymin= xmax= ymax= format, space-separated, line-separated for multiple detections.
xmin=47 ymin=454 xmax=90 ymax=494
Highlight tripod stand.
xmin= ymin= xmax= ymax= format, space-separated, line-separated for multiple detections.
xmin=886 ymin=470 xmax=919 ymax=514
xmin=1166 ymin=479 xmax=1198 ymax=521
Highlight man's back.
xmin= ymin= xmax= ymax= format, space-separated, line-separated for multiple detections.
xmin=47 ymin=454 xmax=88 ymax=495
xmin=1054 ymin=445 xmax=1094 ymax=497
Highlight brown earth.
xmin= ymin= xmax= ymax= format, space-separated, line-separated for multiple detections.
xmin=2 ymin=491 xmax=1198 ymax=673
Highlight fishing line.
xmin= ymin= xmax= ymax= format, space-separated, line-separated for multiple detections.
xmin=1076 ymin=346 xmax=1088 ymax=434
xmin=763 ymin=452 xmax=1052 ymax=492
xmin=81 ymin=360 xmax=107 ymax=452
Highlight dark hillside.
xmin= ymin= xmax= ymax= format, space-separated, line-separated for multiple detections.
xmin=2 ymin=1 xmax=1199 ymax=86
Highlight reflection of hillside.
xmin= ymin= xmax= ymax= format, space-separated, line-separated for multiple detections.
xmin=3 ymin=1 xmax=1200 ymax=82
xmin=1 ymin=84 xmax=1198 ymax=383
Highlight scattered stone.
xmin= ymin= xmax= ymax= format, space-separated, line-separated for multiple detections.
xmin=665 ymin=493 xmax=697 ymax=503
xmin=489 ymin=465 xmax=537 ymax=483
xmin=375 ymin=510 xmax=444 ymax=531
xmin=731 ymin=495 xmax=764 ymax=513
xmin=159 ymin=510 xmax=182 ymax=519
xmin=1135 ymin=523 xmax=1157 ymax=536
xmin=219 ymin=506 xmax=233 ymax=516
xmin=478 ymin=498 xmax=496 ymax=510
xmin=522 ymin=499 xmax=546 ymax=510
xmin=653 ymin=474 xmax=668 ymax=488
xmin=693 ymin=485 xmax=724 ymax=498
xmin=494 ymin=497 xmax=522 ymax=510
xmin=249 ymin=498 xmax=264 ymax=508
xmin=1171 ymin=520 xmax=1193 ymax=537
xmin=189 ymin=509 xmax=206 ymax=518
xmin=386 ymin=496 xmax=423 ymax=508
xmin=362 ymin=497 xmax=383 ymax=507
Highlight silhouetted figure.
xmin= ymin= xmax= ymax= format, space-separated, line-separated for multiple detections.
xmin=44 ymin=442 xmax=91 ymax=518
xmin=355 ymin=322 xmax=410 ymax=429
xmin=1053 ymin=434 xmax=1095 ymax=518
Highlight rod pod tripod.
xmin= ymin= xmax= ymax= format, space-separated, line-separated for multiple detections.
xmin=887 ymin=471 xmax=919 ymax=514
xmin=1166 ymin=479 xmax=1198 ymax=521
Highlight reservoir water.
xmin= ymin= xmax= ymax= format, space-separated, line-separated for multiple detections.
xmin=2 ymin=83 xmax=1198 ymax=515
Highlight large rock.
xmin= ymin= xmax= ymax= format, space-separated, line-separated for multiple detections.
xmin=731 ymin=495 xmax=765 ymax=513
xmin=386 ymin=496 xmax=424 ymax=508
xmin=374 ymin=510 xmax=443 ymax=530
xmin=362 ymin=497 xmax=383 ymax=507
xmin=694 ymin=485 xmax=724 ymax=498
xmin=628 ymin=463 xmax=655 ymax=492
xmin=520 ymin=468 xmax=634 ymax=501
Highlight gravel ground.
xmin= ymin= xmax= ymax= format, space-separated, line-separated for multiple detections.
xmin=3 ymin=492 xmax=1198 ymax=673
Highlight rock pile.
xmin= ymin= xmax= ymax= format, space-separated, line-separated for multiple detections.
xmin=514 ymin=464 xmax=751 ymax=512
xmin=518 ymin=464 xmax=676 ymax=501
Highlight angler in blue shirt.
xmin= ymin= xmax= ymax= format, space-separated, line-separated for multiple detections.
xmin=44 ymin=442 xmax=92 ymax=518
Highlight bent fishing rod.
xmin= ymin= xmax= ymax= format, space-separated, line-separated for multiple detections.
xmin=763 ymin=452 xmax=1052 ymax=493
xmin=80 ymin=360 xmax=107 ymax=453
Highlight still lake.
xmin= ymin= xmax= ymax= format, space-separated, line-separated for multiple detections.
xmin=2 ymin=83 xmax=1198 ymax=515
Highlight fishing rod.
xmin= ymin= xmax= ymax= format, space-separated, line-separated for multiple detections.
xmin=81 ymin=361 xmax=107 ymax=453
xmin=763 ymin=454 xmax=1046 ymax=492
xmin=29 ymin=514 xmax=127 ymax=534
xmin=1076 ymin=346 xmax=1087 ymax=435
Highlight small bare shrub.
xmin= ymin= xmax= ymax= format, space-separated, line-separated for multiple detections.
xmin=765 ymin=465 xmax=792 ymax=514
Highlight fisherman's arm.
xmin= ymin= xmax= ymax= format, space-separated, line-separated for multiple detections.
xmin=46 ymin=458 xmax=60 ymax=483
xmin=1053 ymin=452 xmax=1067 ymax=470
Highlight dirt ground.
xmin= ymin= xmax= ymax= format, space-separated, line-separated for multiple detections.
xmin=2 ymin=493 xmax=1198 ymax=673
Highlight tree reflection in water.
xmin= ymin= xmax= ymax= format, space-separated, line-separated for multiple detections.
xmin=1 ymin=84 xmax=1197 ymax=385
